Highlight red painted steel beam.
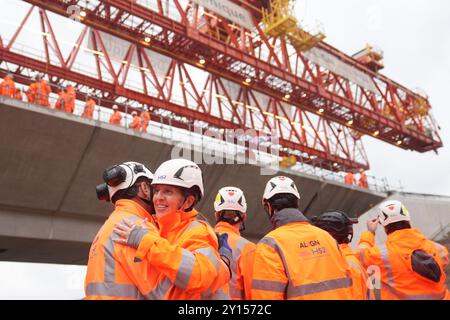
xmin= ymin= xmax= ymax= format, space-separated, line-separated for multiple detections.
xmin=0 ymin=46 xmax=366 ymax=170
xmin=22 ymin=0 xmax=442 ymax=154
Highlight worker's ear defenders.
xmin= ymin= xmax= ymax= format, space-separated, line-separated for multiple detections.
xmin=96 ymin=165 xmax=128 ymax=202
xmin=96 ymin=183 xmax=110 ymax=201
xmin=103 ymin=165 xmax=127 ymax=187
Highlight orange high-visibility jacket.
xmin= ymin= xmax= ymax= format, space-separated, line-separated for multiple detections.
xmin=54 ymin=92 xmax=64 ymax=111
xmin=344 ymin=172 xmax=355 ymax=185
xmin=0 ymin=76 xmax=18 ymax=98
xmin=64 ymin=87 xmax=76 ymax=113
xmin=140 ymin=111 xmax=150 ymax=132
xmin=251 ymin=208 xmax=353 ymax=300
xmin=82 ymin=99 xmax=95 ymax=119
xmin=130 ymin=115 xmax=141 ymax=130
xmin=357 ymin=229 xmax=449 ymax=300
xmin=340 ymin=243 xmax=374 ymax=300
xmin=109 ymin=111 xmax=122 ymax=125
xmin=85 ymin=199 xmax=158 ymax=300
xmin=214 ymin=221 xmax=256 ymax=300
xmin=33 ymin=80 xmax=51 ymax=107
xmin=131 ymin=209 xmax=231 ymax=300
xmin=358 ymin=173 xmax=368 ymax=189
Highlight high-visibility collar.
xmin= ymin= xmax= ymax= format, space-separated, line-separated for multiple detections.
xmin=157 ymin=208 xmax=199 ymax=237
xmin=214 ymin=221 xmax=240 ymax=236
xmin=339 ymin=243 xmax=355 ymax=256
xmin=387 ymin=228 xmax=424 ymax=243
xmin=113 ymin=199 xmax=153 ymax=221
xmin=271 ymin=208 xmax=309 ymax=229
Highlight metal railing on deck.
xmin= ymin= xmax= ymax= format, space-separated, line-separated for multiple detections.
xmin=0 ymin=72 xmax=400 ymax=193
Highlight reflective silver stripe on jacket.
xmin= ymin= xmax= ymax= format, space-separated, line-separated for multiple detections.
xmin=85 ymin=282 xmax=145 ymax=299
xmin=142 ymin=277 xmax=173 ymax=300
xmin=286 ymin=277 xmax=353 ymax=299
xmin=347 ymin=259 xmax=365 ymax=277
xmin=252 ymin=279 xmax=287 ymax=293
xmin=379 ymin=243 xmax=397 ymax=297
xmin=229 ymin=237 xmax=250 ymax=299
xmin=174 ymin=249 xmax=196 ymax=289
xmin=229 ymin=286 xmax=245 ymax=299
xmin=433 ymin=242 xmax=448 ymax=265
xmin=201 ymin=287 xmax=230 ymax=300
xmin=174 ymin=220 xmax=226 ymax=299
xmin=195 ymin=247 xmax=221 ymax=269
xmin=346 ymin=259 xmax=373 ymax=300
xmin=380 ymin=243 xmax=446 ymax=300
xmin=86 ymin=215 xmax=142 ymax=299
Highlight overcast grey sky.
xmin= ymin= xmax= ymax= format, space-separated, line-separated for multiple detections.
xmin=0 ymin=0 xmax=449 ymax=299
xmin=295 ymin=0 xmax=450 ymax=196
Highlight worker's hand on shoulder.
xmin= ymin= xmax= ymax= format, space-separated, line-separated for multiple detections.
xmin=113 ymin=218 xmax=158 ymax=248
xmin=367 ymin=217 xmax=379 ymax=234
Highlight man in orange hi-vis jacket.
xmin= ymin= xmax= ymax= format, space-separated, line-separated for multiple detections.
xmin=0 ymin=73 xmax=21 ymax=99
xmin=55 ymin=85 xmax=76 ymax=113
xmin=344 ymin=172 xmax=355 ymax=186
xmin=312 ymin=211 xmax=374 ymax=300
xmin=129 ymin=111 xmax=141 ymax=131
xmin=85 ymin=161 xmax=158 ymax=300
xmin=356 ymin=200 xmax=449 ymax=300
xmin=82 ymin=98 xmax=96 ymax=119
xmin=358 ymin=170 xmax=368 ymax=189
xmin=109 ymin=105 xmax=122 ymax=125
xmin=213 ymin=186 xmax=256 ymax=300
xmin=251 ymin=176 xmax=353 ymax=300
xmin=140 ymin=106 xmax=151 ymax=133
xmin=26 ymin=75 xmax=51 ymax=107
xmin=113 ymin=159 xmax=231 ymax=300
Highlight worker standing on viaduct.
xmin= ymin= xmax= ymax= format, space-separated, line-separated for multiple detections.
xmin=82 ymin=98 xmax=96 ymax=119
xmin=109 ymin=105 xmax=122 ymax=125
xmin=129 ymin=111 xmax=141 ymax=131
xmin=312 ymin=211 xmax=374 ymax=300
xmin=26 ymin=74 xmax=51 ymax=107
xmin=0 ymin=73 xmax=21 ymax=100
xmin=357 ymin=200 xmax=449 ymax=300
xmin=85 ymin=161 xmax=158 ymax=299
xmin=55 ymin=85 xmax=76 ymax=114
xmin=113 ymin=159 xmax=231 ymax=299
xmin=213 ymin=186 xmax=256 ymax=300
xmin=344 ymin=171 xmax=355 ymax=186
xmin=140 ymin=106 xmax=151 ymax=133
xmin=251 ymin=176 xmax=353 ymax=300
xmin=358 ymin=170 xmax=369 ymax=189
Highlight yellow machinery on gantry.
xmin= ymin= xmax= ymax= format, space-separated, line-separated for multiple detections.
xmin=262 ymin=0 xmax=326 ymax=52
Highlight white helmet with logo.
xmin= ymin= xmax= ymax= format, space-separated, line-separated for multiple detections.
xmin=152 ymin=158 xmax=204 ymax=199
xmin=214 ymin=186 xmax=247 ymax=214
xmin=106 ymin=161 xmax=153 ymax=199
xmin=377 ymin=200 xmax=411 ymax=227
xmin=262 ymin=176 xmax=300 ymax=203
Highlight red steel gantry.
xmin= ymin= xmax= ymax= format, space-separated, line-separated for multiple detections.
xmin=0 ymin=0 xmax=442 ymax=173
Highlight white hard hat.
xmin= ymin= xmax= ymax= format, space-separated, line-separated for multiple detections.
xmin=262 ymin=176 xmax=300 ymax=203
xmin=214 ymin=186 xmax=247 ymax=214
xmin=131 ymin=111 xmax=137 ymax=116
xmin=106 ymin=161 xmax=153 ymax=199
xmin=112 ymin=105 xmax=118 ymax=110
xmin=152 ymin=159 xmax=204 ymax=199
xmin=377 ymin=200 xmax=411 ymax=227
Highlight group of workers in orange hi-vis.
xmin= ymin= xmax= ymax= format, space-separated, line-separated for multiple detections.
xmin=26 ymin=74 xmax=52 ymax=107
xmin=85 ymin=159 xmax=449 ymax=300
xmin=108 ymin=105 xmax=151 ymax=132
xmin=345 ymin=169 xmax=368 ymax=189
xmin=0 ymin=74 xmax=22 ymax=100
